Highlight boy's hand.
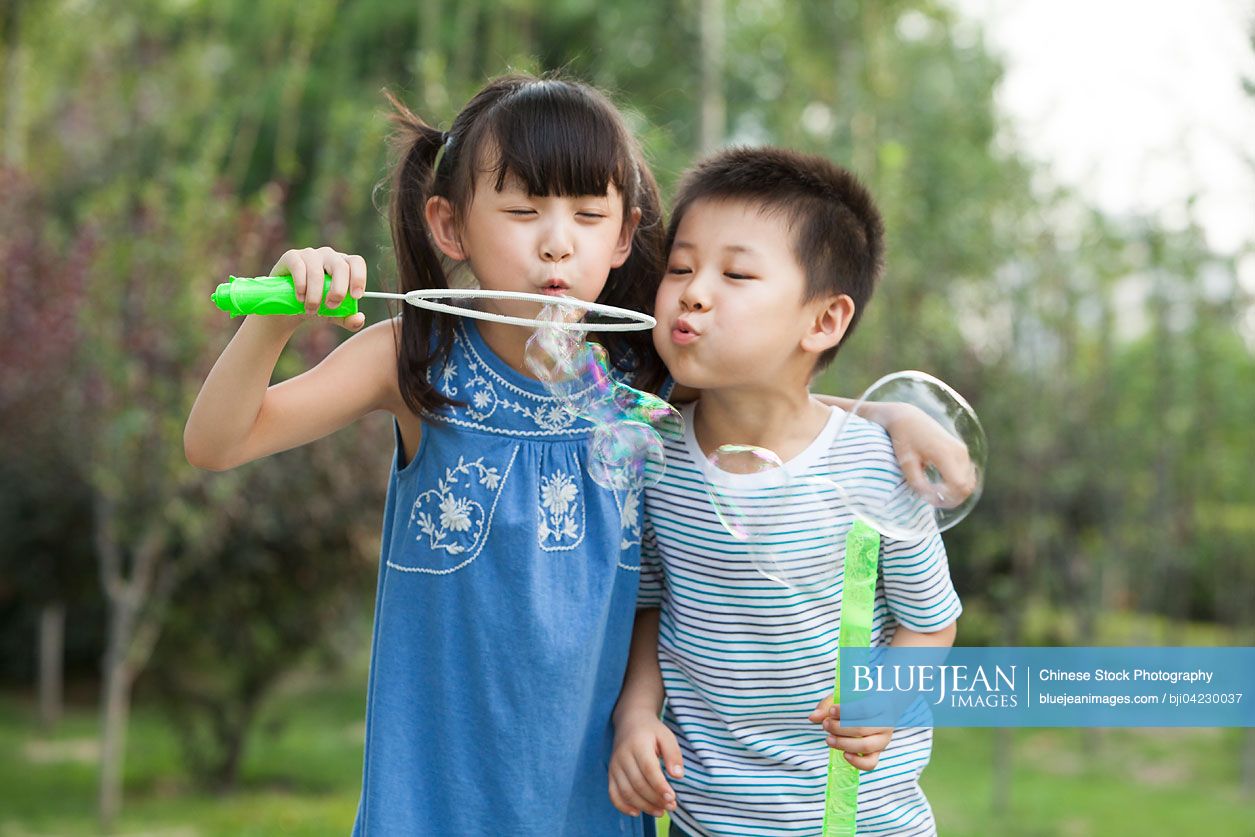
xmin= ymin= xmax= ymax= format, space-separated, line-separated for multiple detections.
xmin=609 ymin=709 xmax=684 ymax=818
xmin=270 ymin=246 xmax=368 ymax=332
xmin=807 ymin=697 xmax=893 ymax=771
xmin=883 ymin=403 xmax=977 ymax=509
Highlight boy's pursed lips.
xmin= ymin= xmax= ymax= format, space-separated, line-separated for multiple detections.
xmin=670 ymin=316 xmax=702 ymax=344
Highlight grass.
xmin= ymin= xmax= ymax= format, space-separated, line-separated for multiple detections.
xmin=2 ymin=668 xmax=1253 ymax=836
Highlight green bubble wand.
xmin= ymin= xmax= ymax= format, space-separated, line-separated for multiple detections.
xmin=211 ymin=273 xmax=656 ymax=331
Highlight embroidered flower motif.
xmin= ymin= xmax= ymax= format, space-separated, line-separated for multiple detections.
xmin=619 ymin=491 xmax=639 ymax=530
xmin=541 ymin=472 xmax=578 ymax=517
xmin=408 ymin=455 xmax=507 ymax=558
xmin=472 ymin=389 xmax=493 ymax=410
xmin=438 ymin=494 xmax=473 ymax=532
xmin=538 ymin=469 xmax=585 ymax=548
xmin=479 ymin=467 xmax=501 ymax=490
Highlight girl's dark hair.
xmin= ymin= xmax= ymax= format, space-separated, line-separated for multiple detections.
xmin=385 ymin=74 xmax=666 ymax=416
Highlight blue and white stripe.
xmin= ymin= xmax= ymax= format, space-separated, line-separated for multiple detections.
xmin=639 ymin=404 xmax=962 ymax=836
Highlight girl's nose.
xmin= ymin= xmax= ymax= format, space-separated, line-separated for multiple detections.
xmin=540 ymin=223 xmax=574 ymax=263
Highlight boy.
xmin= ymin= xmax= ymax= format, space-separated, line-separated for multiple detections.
xmin=610 ymin=147 xmax=962 ymax=836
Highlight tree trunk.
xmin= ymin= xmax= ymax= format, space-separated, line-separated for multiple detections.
xmin=38 ymin=601 xmax=65 ymax=730
xmin=98 ymin=600 xmax=137 ymax=832
xmin=698 ymin=0 xmax=725 ymax=152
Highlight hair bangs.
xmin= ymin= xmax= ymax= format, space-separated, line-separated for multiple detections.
xmin=483 ymin=82 xmax=634 ymax=200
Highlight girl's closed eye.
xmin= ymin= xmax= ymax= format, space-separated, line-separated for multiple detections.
xmin=666 ymin=265 xmax=692 ymax=276
xmin=724 ymin=270 xmax=755 ymax=280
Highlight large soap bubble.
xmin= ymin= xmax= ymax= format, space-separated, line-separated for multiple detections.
xmin=703 ymin=370 xmax=986 ymax=593
xmin=524 ymin=305 xmax=682 ymax=490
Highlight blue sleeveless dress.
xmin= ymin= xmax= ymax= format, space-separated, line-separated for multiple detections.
xmin=352 ymin=321 xmax=648 ymax=836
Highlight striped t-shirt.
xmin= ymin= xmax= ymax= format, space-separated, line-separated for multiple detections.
xmin=638 ymin=403 xmax=962 ymax=837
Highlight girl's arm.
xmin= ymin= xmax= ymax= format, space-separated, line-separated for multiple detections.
xmin=670 ymin=384 xmax=976 ymax=506
xmin=185 ymin=248 xmax=403 ymax=471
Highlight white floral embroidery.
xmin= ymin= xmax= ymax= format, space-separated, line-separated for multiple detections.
xmin=438 ymin=495 xmax=473 ymax=532
xmin=424 ymin=328 xmax=599 ymax=437
xmin=541 ymin=471 xmax=578 ymax=516
xmin=439 ymin=362 xmax=459 ymax=397
xmin=538 ymin=468 xmax=585 ymax=550
xmin=409 ymin=455 xmax=505 ymax=556
xmin=619 ymin=491 xmax=639 ymax=539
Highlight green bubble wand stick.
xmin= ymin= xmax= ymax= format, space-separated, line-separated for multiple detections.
xmin=211 ymin=274 xmax=656 ymax=331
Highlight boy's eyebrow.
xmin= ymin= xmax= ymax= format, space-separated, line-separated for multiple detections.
xmin=673 ymin=240 xmax=759 ymax=256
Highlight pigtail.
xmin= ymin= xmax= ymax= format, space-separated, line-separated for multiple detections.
xmin=383 ymin=89 xmax=461 ymax=416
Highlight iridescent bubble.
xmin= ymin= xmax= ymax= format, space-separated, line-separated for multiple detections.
xmin=703 ymin=371 xmax=986 ymax=592
xmin=525 ymin=305 xmax=682 ymax=490
xmin=704 ymin=444 xmax=844 ymax=595
xmin=836 ymin=370 xmax=986 ymax=540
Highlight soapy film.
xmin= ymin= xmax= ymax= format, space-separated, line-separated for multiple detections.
xmin=524 ymin=305 xmax=682 ymax=490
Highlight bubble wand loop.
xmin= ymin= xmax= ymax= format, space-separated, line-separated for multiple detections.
xmin=211 ymin=274 xmax=656 ymax=332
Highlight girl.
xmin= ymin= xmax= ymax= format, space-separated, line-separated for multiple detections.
xmin=185 ymin=74 xmax=968 ymax=836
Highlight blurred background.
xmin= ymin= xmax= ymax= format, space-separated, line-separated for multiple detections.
xmin=1 ymin=0 xmax=1253 ymax=834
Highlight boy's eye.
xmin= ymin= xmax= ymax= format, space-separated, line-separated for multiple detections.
xmin=577 ymin=211 xmax=607 ymax=219
xmin=666 ymin=266 xmax=692 ymax=276
xmin=505 ymin=209 xmax=536 ymax=216
xmin=725 ymin=272 xmax=753 ymax=280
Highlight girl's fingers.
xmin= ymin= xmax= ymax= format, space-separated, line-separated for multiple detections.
xmin=334 ymin=312 xmax=366 ymax=332
xmin=299 ymin=250 xmax=325 ymax=309
xmin=616 ymin=767 xmax=650 ymax=817
xmin=900 ymin=454 xmax=932 ymax=503
xmin=321 ymin=247 xmax=350 ymax=308
xmin=273 ymin=250 xmax=307 ymax=303
xmin=346 ymin=254 xmax=368 ymax=299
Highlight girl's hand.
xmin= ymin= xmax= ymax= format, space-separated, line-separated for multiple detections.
xmin=808 ymin=698 xmax=894 ymax=771
xmin=609 ymin=709 xmax=684 ymax=818
xmin=883 ymin=403 xmax=977 ymax=509
xmin=270 ymin=246 xmax=368 ymax=331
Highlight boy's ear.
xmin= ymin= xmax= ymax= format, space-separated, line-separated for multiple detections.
xmin=425 ymin=196 xmax=466 ymax=261
xmin=610 ymin=206 xmax=642 ymax=269
xmin=801 ymin=294 xmax=856 ymax=355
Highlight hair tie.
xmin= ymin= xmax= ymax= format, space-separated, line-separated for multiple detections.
xmin=434 ymin=131 xmax=454 ymax=174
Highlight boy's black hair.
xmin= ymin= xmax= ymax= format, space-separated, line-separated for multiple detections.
xmin=666 ymin=146 xmax=885 ymax=369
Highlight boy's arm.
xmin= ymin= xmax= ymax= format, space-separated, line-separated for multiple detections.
xmin=608 ymin=608 xmax=683 ymax=818
xmin=814 ymin=619 xmax=958 ymax=769
xmin=613 ymin=608 xmax=666 ymax=725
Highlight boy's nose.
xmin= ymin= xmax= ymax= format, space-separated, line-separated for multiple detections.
xmin=678 ymin=274 xmax=712 ymax=312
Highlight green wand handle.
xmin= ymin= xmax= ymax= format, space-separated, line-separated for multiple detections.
xmin=822 ymin=519 xmax=881 ymax=837
xmin=211 ymin=274 xmax=360 ymax=318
